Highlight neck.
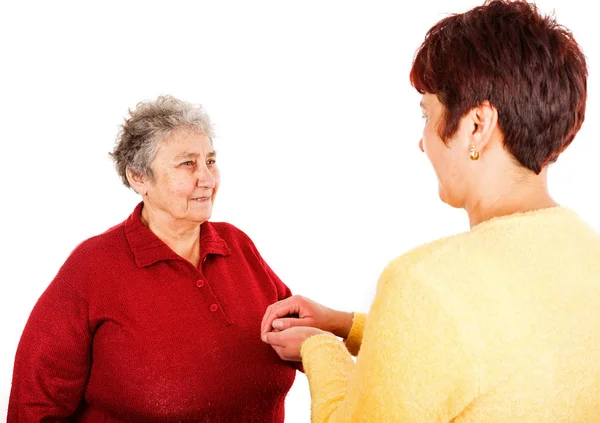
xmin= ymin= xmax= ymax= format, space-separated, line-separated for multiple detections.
xmin=141 ymin=204 xmax=202 ymax=266
xmin=465 ymin=167 xmax=558 ymax=228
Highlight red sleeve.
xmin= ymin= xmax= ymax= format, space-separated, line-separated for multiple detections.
xmin=260 ymin=255 xmax=293 ymax=301
xmin=8 ymin=277 xmax=92 ymax=422
xmin=256 ymin=251 xmax=305 ymax=373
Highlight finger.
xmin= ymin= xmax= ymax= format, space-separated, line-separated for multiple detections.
xmin=262 ymin=330 xmax=286 ymax=346
xmin=261 ymin=299 xmax=302 ymax=335
xmin=272 ymin=317 xmax=309 ymax=331
xmin=261 ymin=298 xmax=292 ymax=335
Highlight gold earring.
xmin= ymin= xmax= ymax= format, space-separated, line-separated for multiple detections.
xmin=469 ymin=145 xmax=480 ymax=161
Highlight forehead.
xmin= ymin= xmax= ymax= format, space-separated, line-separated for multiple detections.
xmin=420 ymin=93 xmax=443 ymax=112
xmin=420 ymin=93 xmax=435 ymax=106
xmin=160 ymin=128 xmax=213 ymax=155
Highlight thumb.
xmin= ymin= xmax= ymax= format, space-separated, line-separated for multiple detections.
xmin=262 ymin=331 xmax=285 ymax=346
xmin=272 ymin=317 xmax=307 ymax=331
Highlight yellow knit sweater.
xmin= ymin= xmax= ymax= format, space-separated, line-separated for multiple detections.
xmin=300 ymin=207 xmax=600 ymax=422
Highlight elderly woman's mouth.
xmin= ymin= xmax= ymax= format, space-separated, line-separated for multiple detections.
xmin=191 ymin=197 xmax=211 ymax=202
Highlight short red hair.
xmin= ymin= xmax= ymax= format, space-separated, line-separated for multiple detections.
xmin=410 ymin=0 xmax=587 ymax=174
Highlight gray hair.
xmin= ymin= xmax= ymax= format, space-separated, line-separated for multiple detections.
xmin=110 ymin=95 xmax=214 ymax=188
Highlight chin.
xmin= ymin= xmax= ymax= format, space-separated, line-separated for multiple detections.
xmin=196 ymin=213 xmax=212 ymax=223
xmin=186 ymin=209 xmax=212 ymax=224
xmin=438 ymin=186 xmax=462 ymax=209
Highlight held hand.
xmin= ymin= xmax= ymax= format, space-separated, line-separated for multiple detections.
xmin=261 ymin=295 xmax=353 ymax=340
xmin=262 ymin=326 xmax=326 ymax=361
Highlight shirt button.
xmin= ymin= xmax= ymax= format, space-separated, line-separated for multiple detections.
xmin=210 ymin=304 xmax=219 ymax=312
xmin=196 ymin=280 xmax=205 ymax=288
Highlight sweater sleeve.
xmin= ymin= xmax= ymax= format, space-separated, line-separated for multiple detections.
xmin=8 ymin=276 xmax=92 ymax=422
xmin=243 ymin=231 xmax=292 ymax=302
xmin=343 ymin=312 xmax=366 ymax=356
xmin=258 ymin=253 xmax=292 ymax=301
xmin=300 ymin=258 xmax=477 ymax=422
xmin=252 ymin=240 xmax=305 ymax=372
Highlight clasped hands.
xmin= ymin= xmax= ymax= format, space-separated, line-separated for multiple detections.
xmin=260 ymin=295 xmax=353 ymax=362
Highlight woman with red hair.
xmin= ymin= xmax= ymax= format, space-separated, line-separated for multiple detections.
xmin=262 ymin=1 xmax=600 ymax=421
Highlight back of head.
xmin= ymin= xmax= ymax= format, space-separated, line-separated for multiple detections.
xmin=410 ymin=0 xmax=587 ymax=174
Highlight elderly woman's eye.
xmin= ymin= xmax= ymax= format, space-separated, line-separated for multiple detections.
xmin=182 ymin=161 xmax=194 ymax=166
xmin=207 ymin=159 xmax=216 ymax=165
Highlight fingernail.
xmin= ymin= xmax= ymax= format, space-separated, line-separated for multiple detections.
xmin=261 ymin=334 xmax=267 ymax=343
xmin=273 ymin=321 xmax=283 ymax=330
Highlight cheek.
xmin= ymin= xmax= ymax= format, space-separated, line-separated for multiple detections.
xmin=163 ymin=172 xmax=195 ymax=196
xmin=426 ymin=145 xmax=458 ymax=190
xmin=422 ymin=133 xmax=444 ymax=169
xmin=212 ymin=169 xmax=221 ymax=189
xmin=441 ymin=153 xmax=470 ymax=203
xmin=422 ymin=125 xmax=438 ymax=155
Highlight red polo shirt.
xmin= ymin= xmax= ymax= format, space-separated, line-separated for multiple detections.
xmin=8 ymin=203 xmax=297 ymax=422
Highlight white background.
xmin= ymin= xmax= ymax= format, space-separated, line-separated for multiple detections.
xmin=1 ymin=1 xmax=598 ymax=421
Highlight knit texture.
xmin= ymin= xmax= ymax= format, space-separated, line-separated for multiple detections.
xmin=343 ymin=312 xmax=365 ymax=356
xmin=9 ymin=202 xmax=297 ymax=422
xmin=301 ymin=207 xmax=600 ymax=422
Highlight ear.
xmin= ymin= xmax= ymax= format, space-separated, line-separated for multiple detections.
xmin=126 ymin=167 xmax=149 ymax=196
xmin=468 ymin=100 xmax=499 ymax=152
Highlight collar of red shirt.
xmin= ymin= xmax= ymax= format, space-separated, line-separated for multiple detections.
xmin=124 ymin=202 xmax=231 ymax=268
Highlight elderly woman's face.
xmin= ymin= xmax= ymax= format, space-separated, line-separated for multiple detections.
xmin=419 ymin=93 xmax=474 ymax=208
xmin=144 ymin=127 xmax=219 ymax=225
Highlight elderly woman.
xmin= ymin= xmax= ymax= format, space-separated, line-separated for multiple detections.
xmin=261 ymin=1 xmax=600 ymax=421
xmin=9 ymin=96 xmax=297 ymax=422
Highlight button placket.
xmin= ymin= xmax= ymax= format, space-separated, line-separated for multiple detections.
xmin=192 ymin=267 xmax=232 ymax=325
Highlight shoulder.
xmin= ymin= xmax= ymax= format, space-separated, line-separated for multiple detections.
xmin=376 ymin=229 xmax=487 ymax=303
xmin=383 ymin=231 xmax=472 ymax=278
xmin=68 ymin=220 xmax=129 ymax=263
xmin=55 ymin=220 xmax=130 ymax=291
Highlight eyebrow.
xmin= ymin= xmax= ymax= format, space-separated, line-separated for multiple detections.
xmin=173 ymin=151 xmax=217 ymax=161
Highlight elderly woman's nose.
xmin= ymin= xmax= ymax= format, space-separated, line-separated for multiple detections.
xmin=195 ymin=164 xmax=216 ymax=187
